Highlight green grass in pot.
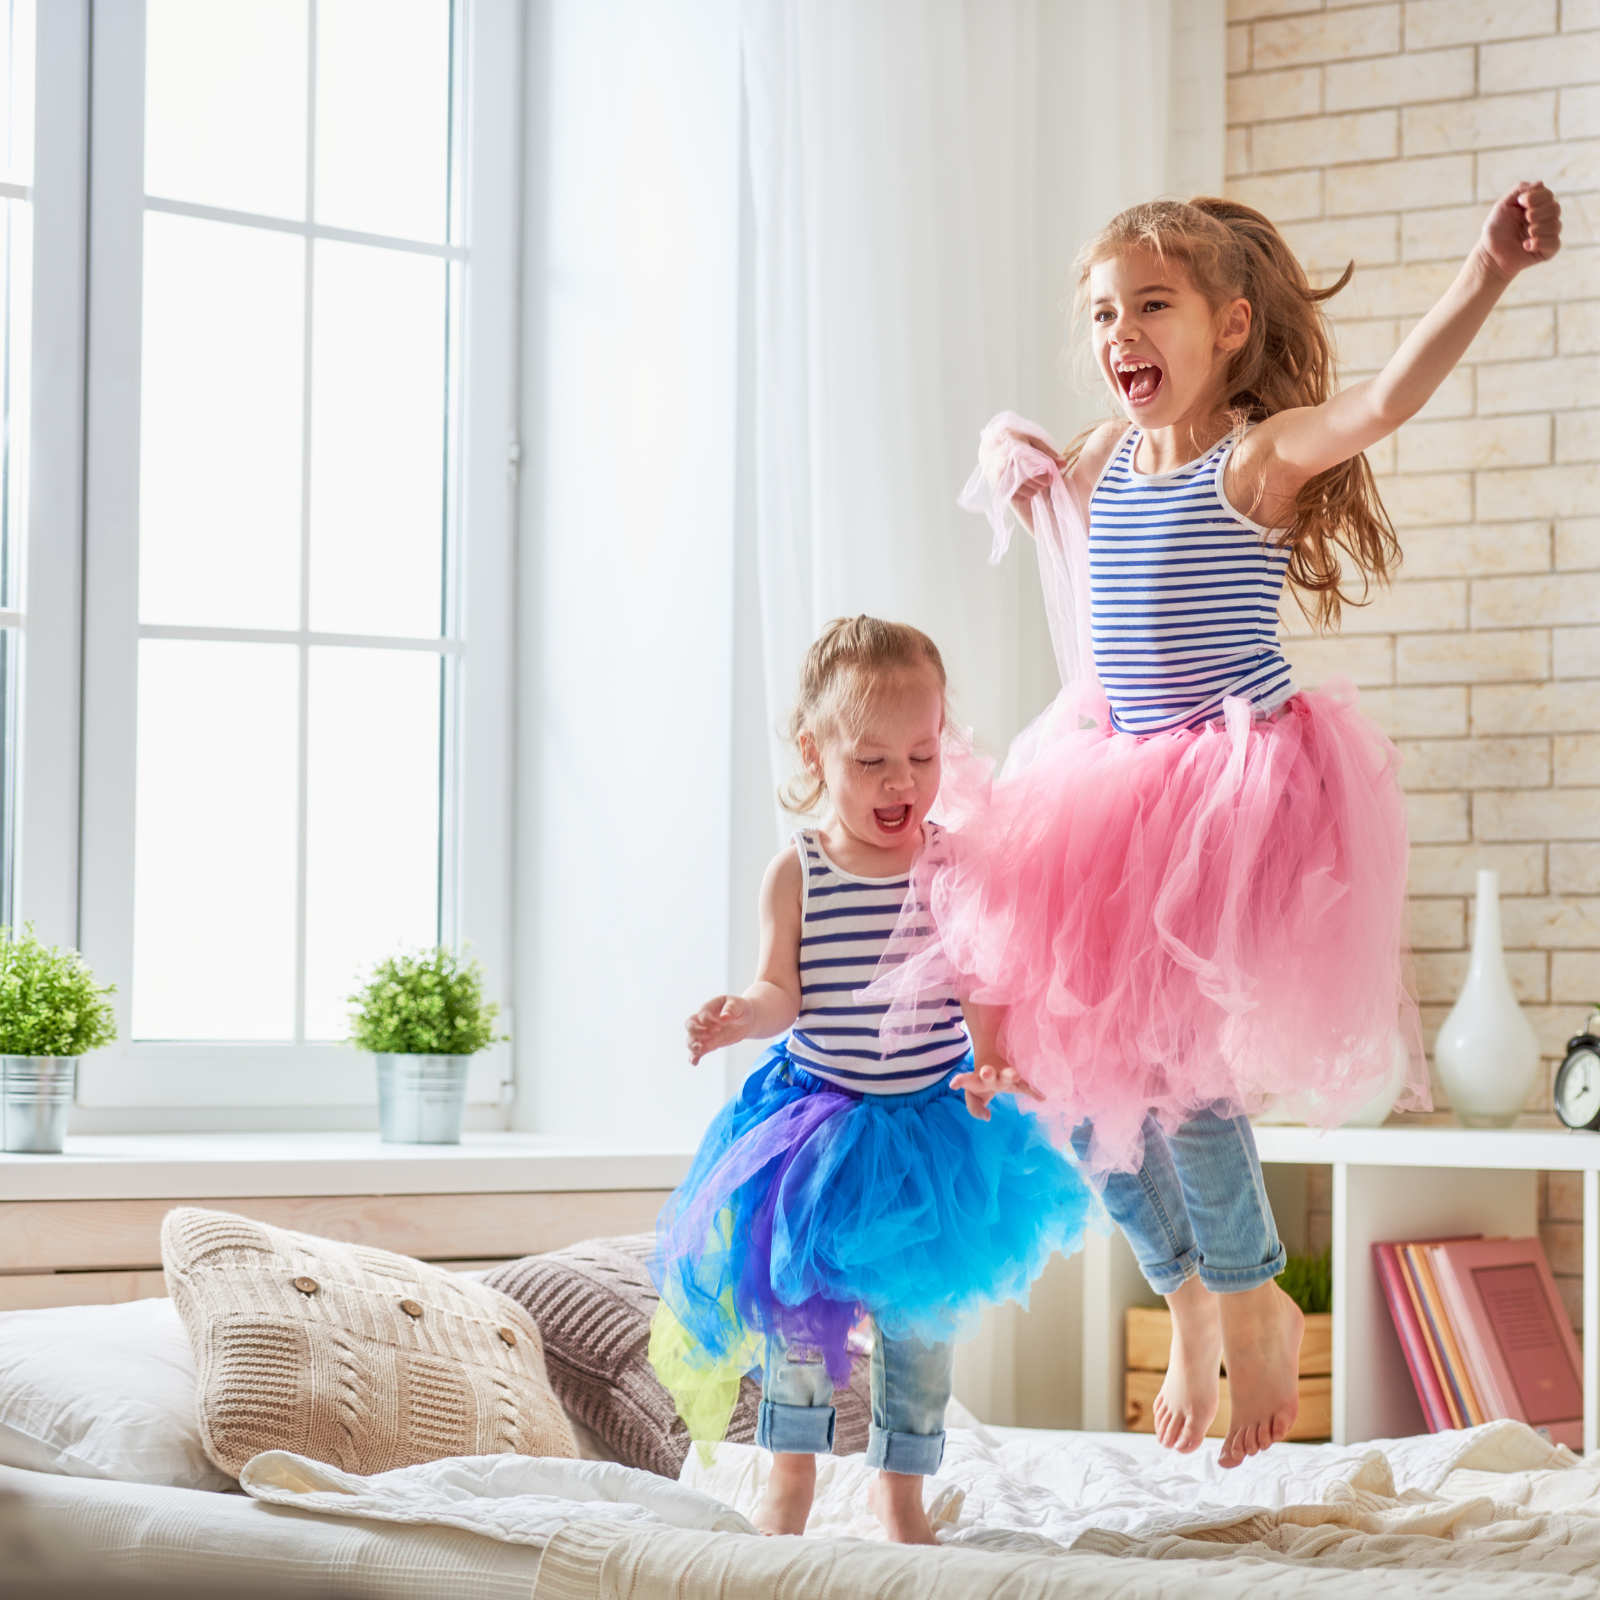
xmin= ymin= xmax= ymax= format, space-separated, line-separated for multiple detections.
xmin=347 ymin=947 xmax=507 ymax=1056
xmin=0 ymin=925 xmax=117 ymax=1057
xmin=1276 ymin=1246 xmax=1332 ymax=1316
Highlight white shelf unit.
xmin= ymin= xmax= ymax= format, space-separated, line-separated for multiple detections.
xmin=1079 ymin=1124 xmax=1600 ymax=1450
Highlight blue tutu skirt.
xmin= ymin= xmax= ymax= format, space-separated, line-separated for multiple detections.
xmin=649 ymin=1040 xmax=1100 ymax=1442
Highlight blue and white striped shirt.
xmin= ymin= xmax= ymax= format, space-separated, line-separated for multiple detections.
xmin=1089 ymin=429 xmax=1296 ymax=735
xmin=786 ymin=828 xmax=969 ymax=1094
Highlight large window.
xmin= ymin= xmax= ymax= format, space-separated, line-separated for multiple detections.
xmin=73 ymin=0 xmax=518 ymax=1115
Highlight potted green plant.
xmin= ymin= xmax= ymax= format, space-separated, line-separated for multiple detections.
xmin=0 ymin=926 xmax=117 ymax=1154
xmin=347 ymin=947 xmax=506 ymax=1144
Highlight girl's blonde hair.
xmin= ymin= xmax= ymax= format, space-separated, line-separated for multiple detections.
xmin=1066 ymin=196 xmax=1398 ymax=630
xmin=781 ymin=615 xmax=948 ymax=815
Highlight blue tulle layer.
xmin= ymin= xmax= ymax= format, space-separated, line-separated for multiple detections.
xmin=651 ymin=1041 xmax=1101 ymax=1421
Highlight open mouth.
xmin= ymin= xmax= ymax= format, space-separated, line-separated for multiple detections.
xmin=874 ymin=805 xmax=912 ymax=834
xmin=1115 ymin=359 xmax=1163 ymax=406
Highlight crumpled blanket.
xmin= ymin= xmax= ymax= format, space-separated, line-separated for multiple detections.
xmin=240 ymin=1448 xmax=755 ymax=1544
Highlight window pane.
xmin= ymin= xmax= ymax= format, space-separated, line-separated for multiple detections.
xmin=144 ymin=0 xmax=307 ymax=220
xmin=308 ymin=240 xmax=445 ymax=637
xmin=140 ymin=212 xmax=304 ymax=630
xmin=315 ymin=0 xmax=450 ymax=243
xmin=0 ymin=0 xmax=34 ymax=186
xmin=133 ymin=640 xmax=298 ymax=1040
xmin=303 ymin=647 xmax=440 ymax=1039
xmin=3 ymin=195 xmax=30 ymax=610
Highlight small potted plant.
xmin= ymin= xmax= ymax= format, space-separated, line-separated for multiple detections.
xmin=347 ymin=947 xmax=506 ymax=1144
xmin=0 ymin=926 xmax=117 ymax=1154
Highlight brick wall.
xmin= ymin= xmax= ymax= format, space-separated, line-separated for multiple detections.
xmin=1225 ymin=0 xmax=1599 ymax=1330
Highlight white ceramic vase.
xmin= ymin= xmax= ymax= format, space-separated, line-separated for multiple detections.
xmin=1434 ymin=869 xmax=1539 ymax=1128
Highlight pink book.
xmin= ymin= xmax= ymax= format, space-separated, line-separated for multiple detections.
xmin=1430 ymin=1237 xmax=1583 ymax=1451
xmin=1374 ymin=1241 xmax=1451 ymax=1432
xmin=1427 ymin=1244 xmax=1512 ymax=1421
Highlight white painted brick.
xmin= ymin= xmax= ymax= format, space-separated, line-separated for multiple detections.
xmin=1415 ymin=948 xmax=1548 ymax=1003
xmin=1479 ymin=141 xmax=1600 ymax=202
xmin=1397 ymin=735 xmax=1551 ymax=789
xmin=1476 ymin=355 xmax=1600 ymax=416
xmin=1397 ymin=414 xmax=1550 ymax=474
xmin=1478 ymin=463 xmax=1600 ymax=522
xmin=1553 ymin=844 xmax=1600 ymax=893
xmin=1326 ymin=157 xmax=1476 ymax=218
xmin=1560 ymin=301 xmax=1600 ymax=354
xmin=1562 ymin=86 xmax=1600 ymax=141
xmin=1396 ymin=524 xmax=1551 ymax=579
xmin=1228 ymin=127 xmax=1251 ymax=179
xmin=1228 ymin=22 xmax=1250 ymax=75
xmin=1557 ymin=410 xmax=1600 ymax=463
xmin=1333 ymin=260 xmax=1461 ymax=320
xmin=1253 ymin=8 xmax=1401 ymax=68
xmin=1481 ymin=31 xmax=1600 ymax=94
xmin=1223 ymin=170 xmax=1323 ymax=221
xmin=1552 ymin=951 xmax=1600 ymax=1004
xmin=1228 ymin=0 xmax=1320 ymax=17
xmin=1255 ymin=110 xmax=1397 ymax=172
xmin=1474 ymin=680 xmax=1600 ymax=733
xmin=1501 ymin=246 xmax=1600 ymax=309
xmin=1410 ymin=842 xmax=1546 ymax=894
xmin=1403 ymin=0 xmax=1557 ymax=48
xmin=1411 ymin=366 xmax=1476 ymax=420
xmin=1477 ymin=790 xmax=1600 ymax=841
xmin=1324 ymin=47 xmax=1475 ymax=113
xmin=1525 ymin=1004 xmax=1595 ymax=1056
xmin=1466 ymin=305 xmax=1557 ymax=364
xmin=1341 ymin=579 xmax=1468 ymax=635
xmin=1282 ymin=214 xmax=1399 ymax=270
xmin=1403 ymin=204 xmax=1493 ymax=264
xmin=1565 ymin=0 xmax=1600 ymax=29
xmin=1376 ymin=472 xmax=1474 ymax=526
xmin=1405 ymin=94 xmax=1559 ymax=158
xmin=1360 ymin=685 xmax=1468 ymax=738
xmin=1501 ymin=896 xmax=1600 ymax=948
xmin=1555 ymin=734 xmax=1600 ymax=784
xmin=1336 ymin=318 xmax=1401 ymax=370
xmin=1408 ymin=789 xmax=1471 ymax=842
xmin=1228 ymin=66 xmax=1322 ymax=124
xmin=1409 ymin=896 xmax=1466 ymax=947
xmin=1397 ymin=629 xmax=1549 ymax=682
xmin=1555 ymin=627 xmax=1600 ymax=678
xmin=1366 ymin=433 xmax=1399 ymax=475
xmin=1473 ymin=572 xmax=1600 ymax=628
xmin=1556 ymin=521 xmax=1600 ymax=569
xmin=1283 ymin=633 xmax=1394 ymax=686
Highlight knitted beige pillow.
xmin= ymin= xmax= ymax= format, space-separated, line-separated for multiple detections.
xmin=162 ymin=1206 xmax=576 ymax=1478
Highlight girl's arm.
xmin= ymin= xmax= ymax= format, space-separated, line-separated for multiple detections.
xmin=1238 ymin=183 xmax=1561 ymax=503
xmin=685 ymin=848 xmax=803 ymax=1064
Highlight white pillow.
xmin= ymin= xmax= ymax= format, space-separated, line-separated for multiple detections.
xmin=0 ymin=1296 xmax=233 ymax=1490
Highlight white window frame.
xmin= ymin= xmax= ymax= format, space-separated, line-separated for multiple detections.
xmin=68 ymin=0 xmax=519 ymax=1122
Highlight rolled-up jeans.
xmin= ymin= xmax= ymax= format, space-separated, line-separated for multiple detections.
xmin=755 ymin=1322 xmax=952 ymax=1476
xmin=1072 ymin=1109 xmax=1285 ymax=1296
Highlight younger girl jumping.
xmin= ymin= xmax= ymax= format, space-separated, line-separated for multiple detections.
xmin=650 ymin=616 xmax=1096 ymax=1543
xmin=878 ymin=184 xmax=1562 ymax=1468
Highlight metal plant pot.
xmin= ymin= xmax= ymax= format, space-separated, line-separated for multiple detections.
xmin=374 ymin=1053 xmax=472 ymax=1144
xmin=1 ymin=1057 xmax=78 ymax=1154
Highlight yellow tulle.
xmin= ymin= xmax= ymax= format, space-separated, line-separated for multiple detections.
xmin=648 ymin=1297 xmax=763 ymax=1464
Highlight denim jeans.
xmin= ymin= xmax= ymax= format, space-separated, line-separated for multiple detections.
xmin=754 ymin=1323 xmax=953 ymax=1476
xmin=1072 ymin=1109 xmax=1285 ymax=1296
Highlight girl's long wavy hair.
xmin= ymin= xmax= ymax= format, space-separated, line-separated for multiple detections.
xmin=781 ymin=615 xmax=949 ymax=815
xmin=1065 ymin=196 xmax=1398 ymax=630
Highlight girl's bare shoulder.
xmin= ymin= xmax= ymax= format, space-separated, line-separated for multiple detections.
xmin=1068 ymin=418 xmax=1130 ymax=491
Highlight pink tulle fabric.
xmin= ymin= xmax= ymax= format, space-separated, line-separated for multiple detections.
xmin=864 ymin=415 xmax=1429 ymax=1178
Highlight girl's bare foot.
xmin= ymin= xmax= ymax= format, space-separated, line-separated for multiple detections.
xmin=1152 ymin=1274 xmax=1222 ymax=1452
xmin=868 ymin=1471 xmax=938 ymax=1545
xmin=1217 ymin=1279 xmax=1304 ymax=1469
xmin=754 ymin=1452 xmax=815 ymax=1536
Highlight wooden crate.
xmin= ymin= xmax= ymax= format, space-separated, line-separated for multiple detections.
xmin=1124 ymin=1306 xmax=1333 ymax=1441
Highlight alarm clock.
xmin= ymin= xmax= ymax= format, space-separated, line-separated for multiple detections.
xmin=1554 ymin=1017 xmax=1600 ymax=1131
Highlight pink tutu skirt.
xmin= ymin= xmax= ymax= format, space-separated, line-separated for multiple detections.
xmin=872 ymin=677 xmax=1428 ymax=1176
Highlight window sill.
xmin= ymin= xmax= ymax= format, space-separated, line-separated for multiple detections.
xmin=0 ymin=1131 xmax=695 ymax=1202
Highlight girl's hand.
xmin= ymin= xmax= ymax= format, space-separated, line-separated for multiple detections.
xmin=1477 ymin=181 xmax=1561 ymax=280
xmin=979 ymin=423 xmax=1061 ymax=505
xmin=686 ymin=995 xmax=754 ymax=1064
xmin=951 ymin=1061 xmax=1041 ymax=1121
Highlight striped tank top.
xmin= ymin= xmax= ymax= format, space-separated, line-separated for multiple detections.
xmin=1088 ymin=428 xmax=1296 ymax=735
xmin=787 ymin=827 xmax=970 ymax=1094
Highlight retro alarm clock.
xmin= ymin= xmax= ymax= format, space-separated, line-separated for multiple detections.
xmin=1554 ymin=1010 xmax=1600 ymax=1131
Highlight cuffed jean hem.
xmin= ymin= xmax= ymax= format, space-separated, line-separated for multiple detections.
xmin=1139 ymin=1244 xmax=1203 ymax=1296
xmin=864 ymin=1424 xmax=945 ymax=1476
xmin=756 ymin=1399 xmax=835 ymax=1455
xmin=1196 ymin=1244 xmax=1287 ymax=1293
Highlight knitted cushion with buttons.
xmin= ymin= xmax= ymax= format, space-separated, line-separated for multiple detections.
xmin=161 ymin=1206 xmax=576 ymax=1478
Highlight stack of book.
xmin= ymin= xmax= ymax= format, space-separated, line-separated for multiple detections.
xmin=1374 ymin=1235 xmax=1582 ymax=1448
